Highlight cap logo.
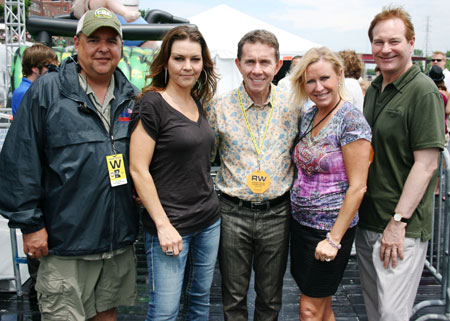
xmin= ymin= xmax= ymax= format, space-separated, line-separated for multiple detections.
xmin=94 ymin=8 xmax=113 ymax=18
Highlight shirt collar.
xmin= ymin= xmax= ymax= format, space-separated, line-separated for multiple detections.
xmin=371 ymin=65 xmax=420 ymax=93
xmin=239 ymin=82 xmax=275 ymax=110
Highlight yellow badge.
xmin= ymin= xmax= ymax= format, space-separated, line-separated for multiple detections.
xmin=106 ymin=154 xmax=127 ymax=187
xmin=247 ymin=170 xmax=270 ymax=194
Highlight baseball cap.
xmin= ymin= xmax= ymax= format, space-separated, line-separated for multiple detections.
xmin=76 ymin=8 xmax=122 ymax=38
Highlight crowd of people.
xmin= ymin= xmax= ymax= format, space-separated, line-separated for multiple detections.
xmin=0 ymin=4 xmax=447 ymax=321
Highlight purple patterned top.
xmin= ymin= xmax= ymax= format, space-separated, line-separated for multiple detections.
xmin=291 ymin=101 xmax=371 ymax=230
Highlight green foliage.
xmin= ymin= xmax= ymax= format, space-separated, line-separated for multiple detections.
xmin=366 ymin=68 xmax=376 ymax=76
xmin=2 ymin=0 xmax=32 ymax=18
xmin=413 ymin=49 xmax=423 ymax=56
xmin=139 ymin=9 xmax=146 ymax=18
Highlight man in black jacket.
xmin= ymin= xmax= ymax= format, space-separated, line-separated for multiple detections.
xmin=0 ymin=8 xmax=139 ymax=320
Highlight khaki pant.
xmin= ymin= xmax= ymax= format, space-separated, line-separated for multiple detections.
xmin=355 ymin=228 xmax=427 ymax=321
xmin=36 ymin=246 xmax=137 ymax=320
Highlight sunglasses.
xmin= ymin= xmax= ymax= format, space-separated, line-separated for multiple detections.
xmin=432 ymin=59 xmax=443 ymax=62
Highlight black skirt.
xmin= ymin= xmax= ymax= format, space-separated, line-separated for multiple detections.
xmin=290 ymin=219 xmax=355 ymax=298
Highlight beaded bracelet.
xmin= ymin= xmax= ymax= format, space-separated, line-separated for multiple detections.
xmin=326 ymin=232 xmax=341 ymax=250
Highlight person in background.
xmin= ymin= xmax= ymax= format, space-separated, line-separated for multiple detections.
xmin=278 ymin=55 xmax=302 ymax=92
xmin=338 ymin=50 xmax=364 ymax=111
xmin=359 ymin=79 xmax=371 ymax=96
xmin=206 ymin=29 xmax=300 ymax=321
xmin=10 ymin=43 xmax=59 ymax=302
xmin=11 ymin=43 xmax=58 ymax=117
xmin=0 ymin=9 xmax=139 ymax=320
xmin=357 ymin=6 xmax=445 ymax=320
xmin=129 ymin=25 xmax=220 ymax=321
xmin=427 ymin=65 xmax=450 ymax=142
xmin=115 ymin=0 xmax=158 ymax=48
xmin=431 ymin=51 xmax=450 ymax=90
xmin=289 ymin=46 xmax=371 ymax=320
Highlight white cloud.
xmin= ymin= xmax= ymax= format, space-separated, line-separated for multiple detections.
xmin=139 ymin=1 xmax=208 ymax=18
xmin=266 ymin=0 xmax=450 ymax=52
xmin=268 ymin=8 xmax=372 ymax=31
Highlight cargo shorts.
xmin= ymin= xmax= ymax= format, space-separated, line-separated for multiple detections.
xmin=35 ymin=245 xmax=137 ymax=320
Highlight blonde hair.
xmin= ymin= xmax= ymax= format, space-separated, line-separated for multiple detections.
xmin=291 ymin=47 xmax=347 ymax=107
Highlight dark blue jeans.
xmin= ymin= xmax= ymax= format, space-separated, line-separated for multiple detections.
xmin=218 ymin=196 xmax=290 ymax=321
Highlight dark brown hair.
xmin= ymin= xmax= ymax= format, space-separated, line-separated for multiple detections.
xmin=143 ymin=25 xmax=218 ymax=103
xmin=368 ymin=6 xmax=414 ymax=42
xmin=22 ymin=43 xmax=58 ymax=77
xmin=237 ymin=29 xmax=280 ymax=61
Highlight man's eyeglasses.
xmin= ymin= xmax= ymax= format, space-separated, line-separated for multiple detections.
xmin=432 ymin=59 xmax=443 ymax=62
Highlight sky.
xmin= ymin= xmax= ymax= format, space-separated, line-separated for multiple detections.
xmin=139 ymin=0 xmax=450 ymax=56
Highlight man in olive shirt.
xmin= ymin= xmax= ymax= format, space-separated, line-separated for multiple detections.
xmin=356 ymin=6 xmax=445 ymax=321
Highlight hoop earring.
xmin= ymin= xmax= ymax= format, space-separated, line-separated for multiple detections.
xmin=164 ymin=68 xmax=168 ymax=85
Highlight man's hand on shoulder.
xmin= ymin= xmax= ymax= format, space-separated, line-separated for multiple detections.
xmin=23 ymin=227 xmax=48 ymax=259
xmin=380 ymin=219 xmax=407 ymax=269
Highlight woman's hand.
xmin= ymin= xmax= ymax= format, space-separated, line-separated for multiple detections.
xmin=157 ymin=223 xmax=183 ymax=256
xmin=315 ymin=239 xmax=338 ymax=262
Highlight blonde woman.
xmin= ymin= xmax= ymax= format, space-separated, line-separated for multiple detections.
xmin=289 ymin=47 xmax=372 ymax=320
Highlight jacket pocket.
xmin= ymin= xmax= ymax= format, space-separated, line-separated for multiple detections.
xmin=46 ymin=129 xmax=106 ymax=148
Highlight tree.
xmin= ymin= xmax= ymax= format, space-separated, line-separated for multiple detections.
xmin=1 ymin=0 xmax=32 ymax=19
xmin=414 ymin=49 xmax=423 ymax=56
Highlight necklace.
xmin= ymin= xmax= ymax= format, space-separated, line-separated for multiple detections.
xmin=298 ymin=98 xmax=341 ymax=142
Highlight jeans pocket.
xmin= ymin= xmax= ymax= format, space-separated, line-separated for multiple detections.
xmin=219 ymin=197 xmax=237 ymax=213
xmin=36 ymin=277 xmax=70 ymax=320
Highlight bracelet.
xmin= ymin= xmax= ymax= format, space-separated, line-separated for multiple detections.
xmin=326 ymin=232 xmax=341 ymax=250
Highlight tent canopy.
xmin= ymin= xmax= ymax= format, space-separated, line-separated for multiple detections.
xmin=189 ymin=4 xmax=320 ymax=59
xmin=189 ymin=4 xmax=320 ymax=93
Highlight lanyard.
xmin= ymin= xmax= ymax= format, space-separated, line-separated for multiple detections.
xmin=237 ymin=87 xmax=275 ymax=157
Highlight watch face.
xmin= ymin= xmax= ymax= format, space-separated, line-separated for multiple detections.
xmin=393 ymin=213 xmax=402 ymax=222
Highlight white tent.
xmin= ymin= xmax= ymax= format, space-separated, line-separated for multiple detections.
xmin=189 ymin=4 xmax=321 ymax=94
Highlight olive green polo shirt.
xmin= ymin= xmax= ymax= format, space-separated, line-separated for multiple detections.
xmin=359 ymin=65 xmax=445 ymax=241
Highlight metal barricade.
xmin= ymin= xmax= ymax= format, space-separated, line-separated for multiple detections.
xmin=9 ymin=228 xmax=27 ymax=296
xmin=412 ymin=148 xmax=450 ymax=320
xmin=0 ymin=109 xmax=27 ymax=296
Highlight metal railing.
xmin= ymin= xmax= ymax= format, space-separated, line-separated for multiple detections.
xmin=412 ymin=148 xmax=450 ymax=320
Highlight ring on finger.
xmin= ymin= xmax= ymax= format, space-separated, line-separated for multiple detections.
xmin=325 ymin=258 xmax=331 ymax=262
xmin=27 ymin=252 xmax=33 ymax=257
xmin=165 ymin=250 xmax=174 ymax=256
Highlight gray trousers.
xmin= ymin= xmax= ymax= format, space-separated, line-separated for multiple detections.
xmin=218 ymin=196 xmax=290 ymax=321
xmin=355 ymin=228 xmax=428 ymax=321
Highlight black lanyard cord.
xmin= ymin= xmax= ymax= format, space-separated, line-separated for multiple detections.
xmin=298 ymin=98 xmax=341 ymax=142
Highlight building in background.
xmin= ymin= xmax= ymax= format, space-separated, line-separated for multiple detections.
xmin=30 ymin=0 xmax=71 ymax=17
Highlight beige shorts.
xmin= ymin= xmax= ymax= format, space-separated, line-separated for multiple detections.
xmin=35 ymin=245 xmax=137 ymax=320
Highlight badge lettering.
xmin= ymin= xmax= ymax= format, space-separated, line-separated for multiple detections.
xmin=109 ymin=159 xmax=122 ymax=169
xmin=247 ymin=170 xmax=270 ymax=194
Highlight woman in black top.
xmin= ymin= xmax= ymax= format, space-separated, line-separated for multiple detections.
xmin=129 ymin=26 xmax=219 ymax=321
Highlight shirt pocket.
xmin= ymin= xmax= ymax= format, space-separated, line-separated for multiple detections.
xmin=385 ymin=105 xmax=404 ymax=117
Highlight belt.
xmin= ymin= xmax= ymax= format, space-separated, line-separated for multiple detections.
xmin=221 ymin=192 xmax=289 ymax=210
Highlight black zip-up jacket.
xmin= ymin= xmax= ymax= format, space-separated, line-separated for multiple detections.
xmin=0 ymin=56 xmax=139 ymax=256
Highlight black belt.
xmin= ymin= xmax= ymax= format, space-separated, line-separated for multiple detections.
xmin=221 ymin=192 xmax=289 ymax=210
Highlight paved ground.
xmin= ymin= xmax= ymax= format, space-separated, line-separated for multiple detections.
xmin=0 ymin=229 xmax=446 ymax=320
